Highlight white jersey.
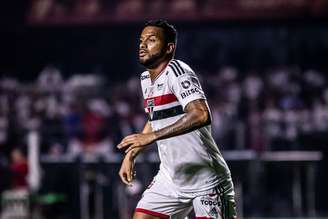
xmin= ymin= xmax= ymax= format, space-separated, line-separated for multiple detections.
xmin=141 ymin=59 xmax=232 ymax=194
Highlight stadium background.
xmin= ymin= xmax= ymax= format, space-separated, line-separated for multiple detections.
xmin=0 ymin=0 xmax=328 ymax=218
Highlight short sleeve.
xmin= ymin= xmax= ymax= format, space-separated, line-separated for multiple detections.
xmin=168 ymin=62 xmax=206 ymax=110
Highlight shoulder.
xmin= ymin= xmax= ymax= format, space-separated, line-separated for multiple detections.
xmin=167 ymin=59 xmax=194 ymax=78
xmin=166 ymin=59 xmax=202 ymax=89
xmin=140 ymin=71 xmax=150 ymax=81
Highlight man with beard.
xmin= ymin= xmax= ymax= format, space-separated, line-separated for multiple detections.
xmin=117 ymin=19 xmax=237 ymax=219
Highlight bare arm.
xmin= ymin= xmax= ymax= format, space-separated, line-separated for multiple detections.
xmin=118 ymin=121 xmax=152 ymax=185
xmin=142 ymin=120 xmax=153 ymax=133
xmin=117 ymin=99 xmax=211 ymax=151
xmin=128 ymin=121 xmax=152 ymax=158
xmin=154 ymin=99 xmax=210 ymax=140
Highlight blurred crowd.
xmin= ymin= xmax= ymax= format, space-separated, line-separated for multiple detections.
xmin=0 ymin=64 xmax=327 ymax=161
xmin=206 ymin=66 xmax=328 ymax=151
xmin=0 ymin=0 xmax=326 ymax=217
xmin=0 ymin=65 xmax=145 ymax=160
xmin=0 ymin=64 xmax=328 ymax=217
xmin=28 ymin=0 xmax=328 ymax=23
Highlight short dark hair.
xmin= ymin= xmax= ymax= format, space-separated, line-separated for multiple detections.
xmin=144 ymin=19 xmax=177 ymax=45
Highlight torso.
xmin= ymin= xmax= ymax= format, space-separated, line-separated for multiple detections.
xmin=140 ymin=59 xmax=232 ymax=194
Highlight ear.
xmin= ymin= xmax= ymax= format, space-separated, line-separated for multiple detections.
xmin=166 ymin=43 xmax=175 ymax=55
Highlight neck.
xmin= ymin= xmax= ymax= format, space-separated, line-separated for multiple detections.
xmin=148 ymin=58 xmax=171 ymax=83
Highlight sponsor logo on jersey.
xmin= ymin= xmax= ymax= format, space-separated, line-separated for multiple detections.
xmin=181 ymin=80 xmax=191 ymax=89
xmin=190 ymin=76 xmax=201 ymax=88
xmin=180 ymin=87 xmax=200 ymax=99
xmin=200 ymin=199 xmax=220 ymax=207
xmin=157 ymin=83 xmax=164 ymax=90
xmin=209 ymin=207 xmax=218 ymax=217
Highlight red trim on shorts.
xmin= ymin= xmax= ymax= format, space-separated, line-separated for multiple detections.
xmin=144 ymin=93 xmax=178 ymax=107
xmin=135 ymin=208 xmax=170 ymax=219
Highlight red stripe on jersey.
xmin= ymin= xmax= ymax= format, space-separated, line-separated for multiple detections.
xmin=144 ymin=93 xmax=178 ymax=107
xmin=135 ymin=208 xmax=169 ymax=219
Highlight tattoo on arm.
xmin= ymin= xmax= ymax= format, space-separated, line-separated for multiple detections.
xmin=153 ymin=99 xmax=210 ymax=141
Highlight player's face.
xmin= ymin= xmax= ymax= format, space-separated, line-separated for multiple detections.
xmin=139 ymin=26 xmax=167 ymax=68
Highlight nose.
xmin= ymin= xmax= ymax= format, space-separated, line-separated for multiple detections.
xmin=139 ymin=41 xmax=146 ymax=49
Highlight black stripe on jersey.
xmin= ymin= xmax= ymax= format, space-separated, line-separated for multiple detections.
xmin=215 ymin=187 xmax=225 ymax=219
xmin=169 ymin=65 xmax=179 ymax=77
xmin=172 ymin=60 xmax=186 ymax=74
xmin=217 ymin=183 xmax=235 ymax=219
xmin=170 ymin=61 xmax=184 ymax=76
xmin=149 ymin=105 xmax=184 ymax=121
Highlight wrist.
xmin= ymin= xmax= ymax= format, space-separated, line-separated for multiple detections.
xmin=150 ymin=131 xmax=158 ymax=142
xmin=127 ymin=147 xmax=142 ymax=159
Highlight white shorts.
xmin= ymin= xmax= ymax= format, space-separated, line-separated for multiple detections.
xmin=135 ymin=172 xmax=237 ymax=219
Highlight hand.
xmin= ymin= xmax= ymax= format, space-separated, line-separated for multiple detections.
xmin=118 ymin=150 xmax=136 ymax=186
xmin=117 ymin=133 xmax=156 ymax=153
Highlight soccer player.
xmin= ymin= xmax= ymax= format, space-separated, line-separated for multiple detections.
xmin=117 ymin=19 xmax=237 ymax=219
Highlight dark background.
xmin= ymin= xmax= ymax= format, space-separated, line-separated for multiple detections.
xmin=1 ymin=1 xmax=328 ymax=218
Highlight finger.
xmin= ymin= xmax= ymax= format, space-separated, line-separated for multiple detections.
xmin=131 ymin=171 xmax=137 ymax=180
xmin=128 ymin=161 xmax=136 ymax=182
xmin=126 ymin=163 xmax=132 ymax=183
xmin=117 ymin=136 xmax=138 ymax=149
xmin=130 ymin=162 xmax=135 ymax=179
xmin=125 ymin=146 xmax=133 ymax=154
xmin=117 ymin=138 xmax=128 ymax=148
xmin=121 ymin=135 xmax=137 ymax=142
xmin=117 ymin=139 xmax=133 ymax=149
xmin=119 ymin=172 xmax=130 ymax=185
xmin=117 ymin=136 xmax=132 ymax=148
xmin=125 ymin=143 xmax=143 ymax=153
xmin=125 ymin=144 xmax=138 ymax=153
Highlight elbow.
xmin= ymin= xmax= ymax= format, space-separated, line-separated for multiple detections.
xmin=204 ymin=110 xmax=212 ymax=126
xmin=198 ymin=110 xmax=211 ymax=126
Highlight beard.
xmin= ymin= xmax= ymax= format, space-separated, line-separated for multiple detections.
xmin=139 ymin=48 xmax=166 ymax=68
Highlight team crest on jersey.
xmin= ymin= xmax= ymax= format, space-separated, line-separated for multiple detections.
xmin=147 ymin=98 xmax=155 ymax=119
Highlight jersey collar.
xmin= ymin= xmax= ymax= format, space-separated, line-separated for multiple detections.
xmin=150 ymin=60 xmax=171 ymax=85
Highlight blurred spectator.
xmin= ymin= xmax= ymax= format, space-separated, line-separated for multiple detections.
xmin=147 ymin=0 xmax=166 ymax=15
xmin=37 ymin=65 xmax=63 ymax=93
xmin=73 ymin=0 xmax=101 ymax=18
xmin=29 ymin=0 xmax=54 ymax=21
xmin=10 ymin=148 xmax=28 ymax=189
xmin=115 ymin=0 xmax=144 ymax=17
xmin=170 ymin=0 xmax=196 ymax=14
